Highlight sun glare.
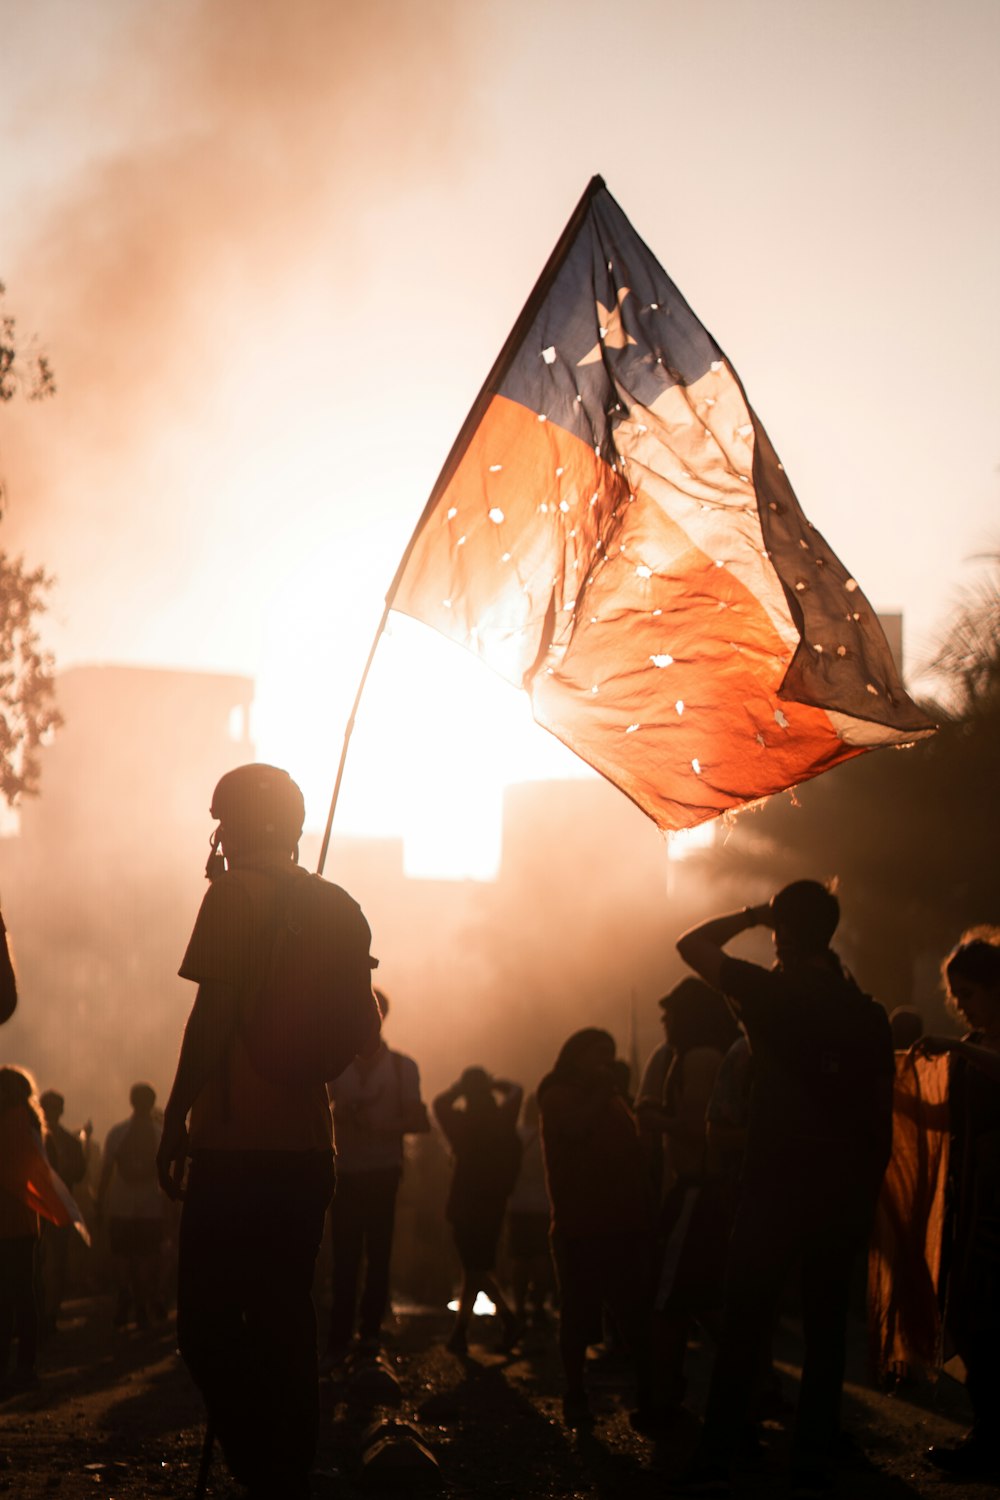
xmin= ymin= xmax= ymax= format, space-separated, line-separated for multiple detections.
xmin=252 ymin=608 xmax=589 ymax=881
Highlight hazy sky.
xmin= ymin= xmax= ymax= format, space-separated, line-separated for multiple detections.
xmin=1 ymin=0 xmax=997 ymax=873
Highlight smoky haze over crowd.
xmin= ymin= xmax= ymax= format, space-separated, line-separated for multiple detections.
xmin=0 ymin=664 xmax=742 ymax=1139
xmin=3 ymin=0 xmax=472 ymax=664
xmin=0 ymin=1 xmax=995 ymax=1131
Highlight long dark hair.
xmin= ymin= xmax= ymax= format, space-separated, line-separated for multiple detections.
xmin=0 ymin=1065 xmax=44 ymax=1132
xmin=658 ymin=978 xmax=738 ymax=1056
xmin=538 ymin=1028 xmax=615 ymax=1099
xmin=943 ymin=926 xmax=1000 ymax=1019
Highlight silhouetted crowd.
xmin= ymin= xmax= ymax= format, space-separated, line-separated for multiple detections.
xmin=1 ymin=763 xmax=998 ymax=1500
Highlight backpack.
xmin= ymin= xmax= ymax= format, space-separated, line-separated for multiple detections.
xmin=241 ymin=869 xmax=381 ymax=1088
xmin=115 ymin=1117 xmax=158 ymax=1184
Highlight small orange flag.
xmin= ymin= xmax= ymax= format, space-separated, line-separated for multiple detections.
xmin=0 ymin=1108 xmax=91 ymax=1244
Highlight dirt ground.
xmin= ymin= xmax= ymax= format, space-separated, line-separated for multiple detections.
xmin=0 ymin=1287 xmax=988 ymax=1500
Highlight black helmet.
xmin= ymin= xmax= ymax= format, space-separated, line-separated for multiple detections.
xmin=210 ymin=764 xmax=305 ymax=847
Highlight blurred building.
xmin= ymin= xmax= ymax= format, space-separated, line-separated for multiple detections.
xmin=0 ymin=665 xmax=255 ymax=1129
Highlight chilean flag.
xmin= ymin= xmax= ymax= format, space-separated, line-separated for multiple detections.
xmin=390 ymin=177 xmax=934 ymax=830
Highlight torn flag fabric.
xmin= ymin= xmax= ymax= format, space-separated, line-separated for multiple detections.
xmin=390 ymin=177 xmax=934 ymax=830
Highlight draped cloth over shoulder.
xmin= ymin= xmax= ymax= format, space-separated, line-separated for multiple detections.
xmin=868 ymin=1052 xmax=949 ymax=1372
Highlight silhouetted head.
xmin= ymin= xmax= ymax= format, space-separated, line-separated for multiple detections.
xmin=207 ymin=763 xmax=305 ymax=875
xmin=39 ymin=1089 xmax=65 ymax=1125
xmin=130 ymin=1082 xmax=156 ymax=1116
xmin=889 ymin=1006 xmax=924 ymax=1050
xmin=458 ymin=1065 xmax=492 ymax=1099
xmin=551 ymin=1028 xmax=616 ymax=1083
xmin=943 ymin=928 xmax=1000 ymax=1034
xmin=0 ymin=1066 xmax=43 ymax=1128
xmin=658 ymin=977 xmax=738 ymax=1055
xmin=770 ymin=880 xmax=840 ymax=959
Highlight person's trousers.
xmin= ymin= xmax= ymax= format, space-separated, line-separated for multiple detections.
xmin=177 ymin=1149 xmax=335 ymax=1491
xmin=701 ymin=1180 xmax=870 ymax=1473
xmin=0 ymin=1236 xmax=38 ymax=1375
xmin=327 ymin=1166 xmax=401 ymax=1348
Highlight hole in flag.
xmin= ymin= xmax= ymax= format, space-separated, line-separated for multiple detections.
xmin=537 ymin=413 xmax=547 ymax=423
xmin=457 ymin=535 xmax=467 ymax=546
xmin=556 ymin=466 xmax=565 ymax=476
xmin=836 ymin=645 xmax=847 ymax=657
xmin=711 ymin=360 xmax=722 ymax=372
xmin=501 ymin=552 xmax=511 ymax=562
xmin=675 ymin=700 xmax=685 ymax=715
xmin=813 ymin=643 xmax=823 ymax=652
xmin=845 ymin=578 xmax=859 ymax=592
xmin=795 ymin=581 xmax=807 ymax=592
xmin=652 ymin=609 xmax=662 ymax=617
xmin=756 ymin=732 xmax=766 ymax=746
xmin=488 ymin=508 xmax=504 ymax=524
xmin=650 ymin=301 xmax=659 ymax=310
xmin=447 ymin=507 xmax=458 ymax=520
xmin=736 ymin=423 xmax=752 ymax=438
xmin=774 ymin=709 xmax=789 ymax=728
xmin=591 ymin=685 xmax=599 ymax=694
xmin=799 ymin=539 xmax=810 ymax=549
xmin=442 ymin=599 xmax=452 ymax=609
xmin=560 ymin=500 xmax=570 ymax=513
xmin=636 ymin=565 xmax=652 ymax=579
xmin=866 ymin=683 xmax=879 ymax=695
xmin=692 ymin=758 xmax=702 ymax=775
xmin=626 ymin=724 xmax=640 ymax=734
xmin=542 ymin=346 xmax=557 ymax=364
xmin=489 ymin=464 xmax=503 ymax=473
xmin=650 ymin=654 xmax=674 ymax=668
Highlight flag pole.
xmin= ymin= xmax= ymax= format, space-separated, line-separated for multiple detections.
xmin=316 ymin=601 xmax=391 ymax=876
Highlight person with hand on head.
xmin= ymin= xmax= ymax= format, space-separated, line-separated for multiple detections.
xmin=673 ymin=881 xmax=893 ymax=1499
xmin=918 ymin=928 xmax=1000 ymax=1482
xmin=433 ymin=1067 xmax=522 ymax=1356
